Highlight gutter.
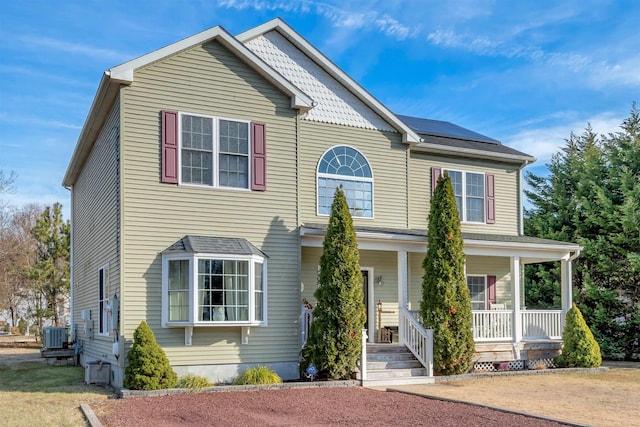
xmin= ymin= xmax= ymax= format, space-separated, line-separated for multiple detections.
xmin=519 ymin=159 xmax=531 ymax=236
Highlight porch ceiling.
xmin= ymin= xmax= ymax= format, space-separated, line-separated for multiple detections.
xmin=300 ymin=223 xmax=581 ymax=261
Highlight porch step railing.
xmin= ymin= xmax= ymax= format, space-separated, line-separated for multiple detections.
xmin=521 ymin=310 xmax=563 ymax=339
xmin=399 ymin=306 xmax=433 ymax=376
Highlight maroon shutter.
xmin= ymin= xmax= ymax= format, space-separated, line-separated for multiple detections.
xmin=161 ymin=110 xmax=178 ymax=184
xmin=487 ymin=275 xmax=497 ymax=306
xmin=486 ymin=173 xmax=495 ymax=224
xmin=431 ymin=167 xmax=441 ymax=196
xmin=251 ymin=122 xmax=266 ymax=191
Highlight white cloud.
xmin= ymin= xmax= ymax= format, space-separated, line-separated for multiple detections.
xmin=18 ymin=35 xmax=129 ymax=63
xmin=504 ymin=113 xmax=624 ymax=165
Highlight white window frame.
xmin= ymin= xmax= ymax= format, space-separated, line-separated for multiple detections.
xmin=178 ymin=112 xmax=252 ymax=190
xmin=316 ymin=145 xmax=374 ymax=219
xmin=161 ymin=253 xmax=267 ymax=328
xmin=466 ymin=274 xmax=487 ymax=311
xmin=443 ymin=168 xmax=486 ymax=223
xmin=98 ymin=264 xmax=110 ymax=336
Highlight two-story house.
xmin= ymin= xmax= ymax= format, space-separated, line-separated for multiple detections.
xmin=63 ymin=18 xmax=580 ymax=387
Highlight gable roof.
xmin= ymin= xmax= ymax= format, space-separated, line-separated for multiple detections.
xmin=162 ymin=236 xmax=267 ymax=257
xmin=398 ymin=114 xmax=535 ymax=164
xmin=63 ymin=24 xmax=314 ymax=187
xmin=237 ymin=18 xmax=422 ymax=144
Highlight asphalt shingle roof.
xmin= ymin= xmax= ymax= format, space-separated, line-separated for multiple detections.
xmin=163 ymin=236 xmax=267 ymax=257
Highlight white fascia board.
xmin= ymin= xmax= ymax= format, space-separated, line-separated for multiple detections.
xmin=62 ymin=72 xmax=119 ymax=187
xmin=300 ymin=226 xmax=580 ymax=259
xmin=412 ymin=142 xmax=537 ymax=164
xmin=107 ymin=25 xmax=313 ymax=110
xmin=237 ymin=18 xmax=421 ymax=143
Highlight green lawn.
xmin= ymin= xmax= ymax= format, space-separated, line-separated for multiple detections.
xmin=0 ymin=357 xmax=113 ymax=427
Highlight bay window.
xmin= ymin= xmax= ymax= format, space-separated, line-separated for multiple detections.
xmin=162 ymin=237 xmax=267 ymax=327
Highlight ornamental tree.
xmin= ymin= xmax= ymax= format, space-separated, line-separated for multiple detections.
xmin=420 ymin=173 xmax=474 ymax=375
xmin=306 ymin=186 xmax=365 ymax=380
xmin=124 ymin=321 xmax=177 ymax=390
xmin=555 ymin=303 xmax=602 ymax=368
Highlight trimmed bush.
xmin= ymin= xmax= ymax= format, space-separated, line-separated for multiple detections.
xmin=176 ymin=374 xmax=213 ymax=391
xmin=124 ymin=321 xmax=177 ymax=390
xmin=306 ymin=186 xmax=365 ymax=380
xmin=420 ymin=173 xmax=474 ymax=375
xmin=233 ymin=366 xmax=281 ymax=385
xmin=556 ymin=304 xmax=602 ymax=368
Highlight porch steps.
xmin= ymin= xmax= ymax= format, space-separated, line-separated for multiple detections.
xmin=362 ymin=344 xmax=434 ymax=386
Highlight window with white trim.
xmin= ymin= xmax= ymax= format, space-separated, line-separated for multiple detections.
xmin=445 ymin=169 xmax=485 ymax=223
xmin=98 ymin=265 xmax=109 ymax=335
xmin=180 ymin=113 xmax=250 ymax=189
xmin=317 ymin=146 xmax=373 ymax=218
xmin=467 ymin=275 xmax=486 ymax=310
xmin=162 ymin=254 xmax=267 ymax=327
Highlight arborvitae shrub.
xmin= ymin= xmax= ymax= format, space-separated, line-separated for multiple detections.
xmin=555 ymin=303 xmax=602 ymax=368
xmin=306 ymin=186 xmax=365 ymax=380
xmin=124 ymin=321 xmax=177 ymax=390
xmin=420 ymin=173 xmax=474 ymax=375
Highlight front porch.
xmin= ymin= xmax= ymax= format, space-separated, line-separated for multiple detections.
xmin=300 ymin=224 xmax=581 ymax=379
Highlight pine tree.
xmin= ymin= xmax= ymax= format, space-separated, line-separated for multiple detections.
xmin=306 ymin=186 xmax=365 ymax=380
xmin=421 ymin=173 xmax=474 ymax=375
xmin=124 ymin=321 xmax=177 ymax=390
xmin=555 ymin=304 xmax=602 ymax=368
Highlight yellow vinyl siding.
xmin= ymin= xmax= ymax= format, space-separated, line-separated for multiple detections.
xmin=408 ymin=153 xmax=520 ymax=235
xmin=120 ymin=40 xmax=300 ymax=366
xmin=72 ymin=97 xmax=121 ymax=363
xmin=466 ymin=255 xmax=512 ymax=307
xmin=298 ymin=121 xmax=408 ymax=228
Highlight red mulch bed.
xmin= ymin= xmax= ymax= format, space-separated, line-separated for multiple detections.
xmin=91 ymin=387 xmax=567 ymax=426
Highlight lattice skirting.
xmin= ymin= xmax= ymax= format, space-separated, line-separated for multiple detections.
xmin=527 ymin=358 xmax=556 ymax=369
xmin=473 ymin=360 xmax=526 ymax=372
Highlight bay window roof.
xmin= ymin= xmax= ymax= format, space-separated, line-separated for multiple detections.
xmin=163 ymin=236 xmax=267 ymax=258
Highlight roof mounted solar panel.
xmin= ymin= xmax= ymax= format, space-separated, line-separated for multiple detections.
xmin=397 ymin=114 xmax=500 ymax=144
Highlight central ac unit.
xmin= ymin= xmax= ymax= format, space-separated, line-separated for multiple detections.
xmin=44 ymin=327 xmax=69 ymax=349
xmin=85 ymin=361 xmax=111 ymax=385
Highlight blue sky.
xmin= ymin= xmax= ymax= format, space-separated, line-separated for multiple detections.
xmin=1 ymin=0 xmax=638 ymax=218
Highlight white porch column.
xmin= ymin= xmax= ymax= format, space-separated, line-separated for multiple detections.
xmin=561 ymin=257 xmax=573 ymax=314
xmin=511 ymin=256 xmax=522 ymax=343
xmin=397 ymin=251 xmax=408 ymax=345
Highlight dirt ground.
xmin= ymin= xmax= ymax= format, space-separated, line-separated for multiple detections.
xmin=387 ymin=366 xmax=640 ymax=427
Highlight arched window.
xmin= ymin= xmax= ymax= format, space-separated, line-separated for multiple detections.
xmin=317 ymin=145 xmax=373 ymax=218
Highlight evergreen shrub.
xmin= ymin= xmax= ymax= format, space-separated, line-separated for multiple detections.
xmin=123 ymin=321 xmax=177 ymax=390
xmin=306 ymin=186 xmax=365 ymax=380
xmin=420 ymin=173 xmax=474 ymax=375
xmin=556 ymin=304 xmax=602 ymax=368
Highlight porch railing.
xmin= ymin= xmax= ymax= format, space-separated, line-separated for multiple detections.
xmin=400 ymin=306 xmax=433 ymax=377
xmin=472 ymin=309 xmax=564 ymax=341
xmin=472 ymin=310 xmax=512 ymax=341
xmin=521 ymin=310 xmax=563 ymax=339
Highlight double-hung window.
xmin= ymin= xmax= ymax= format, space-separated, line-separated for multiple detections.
xmin=162 ymin=237 xmax=267 ymax=328
xmin=445 ymin=169 xmax=486 ymax=223
xmin=467 ymin=275 xmax=487 ymax=310
xmin=181 ymin=114 xmax=250 ymax=189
